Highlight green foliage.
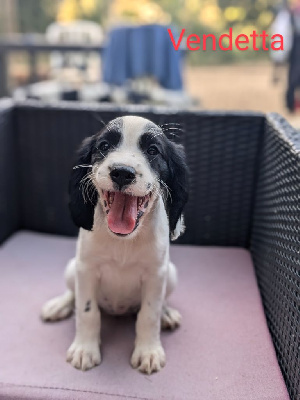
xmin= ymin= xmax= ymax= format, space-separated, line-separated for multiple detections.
xmin=153 ymin=0 xmax=284 ymax=64
xmin=17 ymin=0 xmax=58 ymax=33
xmin=9 ymin=0 xmax=288 ymax=64
xmin=76 ymin=0 xmax=109 ymax=25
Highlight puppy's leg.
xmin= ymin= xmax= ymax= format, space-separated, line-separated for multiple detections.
xmin=66 ymin=262 xmax=101 ymax=371
xmin=161 ymin=261 xmax=181 ymax=330
xmin=131 ymin=273 xmax=166 ymax=374
xmin=41 ymin=258 xmax=75 ymax=321
xmin=165 ymin=261 xmax=177 ymax=298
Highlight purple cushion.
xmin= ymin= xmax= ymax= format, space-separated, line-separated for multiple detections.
xmin=0 ymin=232 xmax=289 ymax=400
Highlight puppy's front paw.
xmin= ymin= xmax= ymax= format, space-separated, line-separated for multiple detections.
xmin=161 ymin=306 xmax=182 ymax=330
xmin=66 ymin=340 xmax=101 ymax=371
xmin=131 ymin=343 xmax=166 ymax=374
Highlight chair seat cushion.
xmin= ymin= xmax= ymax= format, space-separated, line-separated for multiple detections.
xmin=0 ymin=232 xmax=289 ymax=400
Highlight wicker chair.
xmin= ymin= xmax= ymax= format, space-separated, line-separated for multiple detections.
xmin=0 ymin=99 xmax=299 ymax=400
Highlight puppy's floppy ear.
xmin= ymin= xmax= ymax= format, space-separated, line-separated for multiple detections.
xmin=165 ymin=141 xmax=189 ymax=240
xmin=69 ymin=135 xmax=98 ymax=231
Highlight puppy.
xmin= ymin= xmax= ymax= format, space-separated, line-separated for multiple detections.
xmin=41 ymin=116 xmax=188 ymax=374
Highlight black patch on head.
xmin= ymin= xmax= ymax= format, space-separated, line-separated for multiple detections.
xmin=93 ymin=121 xmax=123 ymax=163
xmin=84 ymin=300 xmax=91 ymax=312
xmin=139 ymin=124 xmax=188 ymax=239
xmin=69 ymin=118 xmax=123 ymax=230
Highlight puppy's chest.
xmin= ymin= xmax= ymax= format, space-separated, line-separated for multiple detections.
xmin=96 ymin=259 xmax=145 ymax=315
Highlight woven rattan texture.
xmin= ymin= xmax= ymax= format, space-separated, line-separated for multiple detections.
xmin=0 ymin=100 xmax=19 ymax=243
xmin=251 ymin=115 xmax=300 ymax=400
xmin=2 ymin=101 xmax=298 ymax=396
xmin=15 ymin=103 xmax=263 ymax=246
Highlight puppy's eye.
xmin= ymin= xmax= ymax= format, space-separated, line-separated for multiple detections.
xmin=147 ymin=145 xmax=159 ymax=156
xmin=99 ymin=141 xmax=110 ymax=152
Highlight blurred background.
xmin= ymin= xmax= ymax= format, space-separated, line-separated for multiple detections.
xmin=0 ymin=0 xmax=300 ymax=127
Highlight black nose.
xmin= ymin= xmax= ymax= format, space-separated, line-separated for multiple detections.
xmin=110 ymin=165 xmax=136 ymax=189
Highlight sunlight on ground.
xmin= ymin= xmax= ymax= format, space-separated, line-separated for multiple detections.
xmin=184 ymin=62 xmax=300 ymax=129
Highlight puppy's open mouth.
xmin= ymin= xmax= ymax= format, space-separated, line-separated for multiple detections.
xmin=102 ymin=191 xmax=151 ymax=236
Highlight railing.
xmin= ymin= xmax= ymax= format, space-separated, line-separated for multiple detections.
xmin=0 ymin=37 xmax=104 ymax=97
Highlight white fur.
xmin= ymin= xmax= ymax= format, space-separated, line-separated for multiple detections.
xmin=41 ymin=116 xmax=182 ymax=374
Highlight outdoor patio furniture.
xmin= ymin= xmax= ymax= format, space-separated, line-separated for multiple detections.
xmin=0 ymin=36 xmax=105 ymax=100
xmin=101 ymin=25 xmax=193 ymax=107
xmin=287 ymin=5 xmax=300 ymax=111
xmin=46 ymin=20 xmax=104 ymax=79
xmin=0 ymin=99 xmax=299 ymax=400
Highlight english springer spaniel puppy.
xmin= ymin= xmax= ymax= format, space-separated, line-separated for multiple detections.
xmin=41 ymin=116 xmax=188 ymax=374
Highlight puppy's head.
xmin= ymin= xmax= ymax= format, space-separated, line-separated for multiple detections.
xmin=69 ymin=116 xmax=188 ymax=239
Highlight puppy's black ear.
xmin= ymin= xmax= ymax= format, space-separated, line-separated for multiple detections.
xmin=165 ymin=141 xmax=189 ymax=240
xmin=69 ymin=136 xmax=98 ymax=231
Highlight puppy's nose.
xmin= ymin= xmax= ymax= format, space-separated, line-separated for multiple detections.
xmin=110 ymin=165 xmax=136 ymax=189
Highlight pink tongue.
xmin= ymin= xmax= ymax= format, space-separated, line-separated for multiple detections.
xmin=107 ymin=193 xmax=138 ymax=235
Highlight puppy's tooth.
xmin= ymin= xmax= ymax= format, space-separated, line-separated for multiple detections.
xmin=137 ymin=210 xmax=144 ymax=219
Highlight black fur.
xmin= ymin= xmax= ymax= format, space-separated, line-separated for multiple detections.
xmin=69 ymin=135 xmax=98 ymax=231
xmin=69 ymin=121 xmax=122 ymax=231
xmin=139 ymin=130 xmax=188 ymax=237
xmin=69 ymin=118 xmax=188 ymax=238
xmin=164 ymin=141 xmax=188 ymax=235
xmin=84 ymin=300 xmax=91 ymax=312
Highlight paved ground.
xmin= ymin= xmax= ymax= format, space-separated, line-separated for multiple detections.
xmin=184 ymin=62 xmax=300 ymax=129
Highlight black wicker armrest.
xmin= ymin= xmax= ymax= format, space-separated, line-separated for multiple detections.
xmin=0 ymin=99 xmax=19 ymax=244
xmin=251 ymin=113 xmax=300 ymax=400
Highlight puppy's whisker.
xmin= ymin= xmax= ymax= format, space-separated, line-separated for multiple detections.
xmin=73 ymin=164 xmax=93 ymax=169
xmin=79 ymin=171 xmax=96 ymax=204
xmin=109 ymin=143 xmax=117 ymax=151
xmin=151 ymin=183 xmax=164 ymax=202
xmin=149 ymin=155 xmax=159 ymax=163
xmin=91 ymin=112 xmax=106 ymax=127
xmin=162 ymin=128 xmax=184 ymax=133
xmin=162 ymin=126 xmax=183 ymax=129
xmin=157 ymin=178 xmax=172 ymax=202
xmin=163 ymin=132 xmax=180 ymax=139
xmin=151 ymin=133 xmax=163 ymax=139
xmin=84 ymin=182 xmax=95 ymax=204
xmin=159 ymin=123 xmax=182 ymax=127
xmin=162 ymin=129 xmax=183 ymax=135
xmin=80 ymin=171 xmax=94 ymax=185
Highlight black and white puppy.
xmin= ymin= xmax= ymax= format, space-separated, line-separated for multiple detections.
xmin=41 ymin=116 xmax=188 ymax=374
